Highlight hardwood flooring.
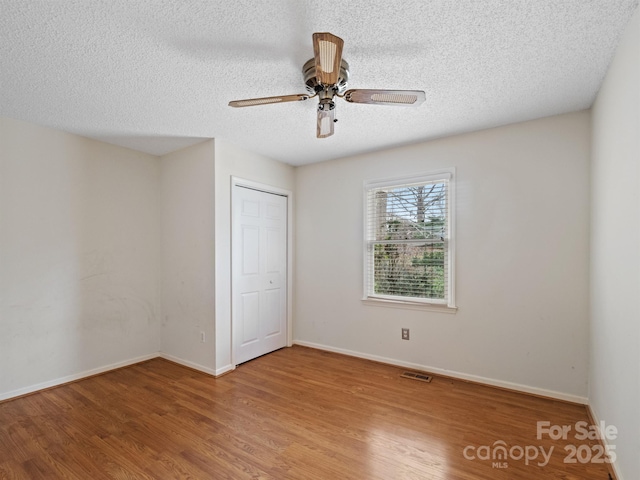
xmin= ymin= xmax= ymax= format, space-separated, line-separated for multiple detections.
xmin=0 ymin=346 xmax=614 ymax=479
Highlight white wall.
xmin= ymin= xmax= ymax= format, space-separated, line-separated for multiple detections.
xmin=214 ymin=139 xmax=295 ymax=374
xmin=160 ymin=140 xmax=216 ymax=373
xmin=590 ymin=8 xmax=640 ymax=480
xmin=0 ymin=124 xmax=294 ymax=393
xmin=295 ymin=111 xmax=591 ymax=402
xmin=0 ymin=117 xmax=161 ymax=399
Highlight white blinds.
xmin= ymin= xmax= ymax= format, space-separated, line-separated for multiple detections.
xmin=365 ymin=177 xmax=449 ymax=303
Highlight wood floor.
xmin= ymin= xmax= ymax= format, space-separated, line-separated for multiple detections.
xmin=0 ymin=346 xmax=613 ymax=479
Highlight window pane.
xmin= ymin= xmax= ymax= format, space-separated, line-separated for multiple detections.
xmin=373 ymin=242 xmax=446 ymax=300
xmin=371 ymin=183 xmax=446 ymax=241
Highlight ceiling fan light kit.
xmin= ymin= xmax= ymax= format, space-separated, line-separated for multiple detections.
xmin=229 ymin=32 xmax=426 ymax=138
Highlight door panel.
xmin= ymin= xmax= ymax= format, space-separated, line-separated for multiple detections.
xmin=232 ymin=185 xmax=287 ymax=365
xmin=242 ymin=198 xmax=260 ymax=217
xmin=240 ymin=292 xmax=260 ymax=344
xmin=264 ymin=287 xmax=281 ymax=337
xmin=241 ymin=225 xmax=260 ymax=275
xmin=265 ymin=228 xmax=281 ymax=273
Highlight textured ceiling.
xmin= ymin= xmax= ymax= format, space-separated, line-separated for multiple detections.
xmin=1 ymin=1 xmax=638 ymax=166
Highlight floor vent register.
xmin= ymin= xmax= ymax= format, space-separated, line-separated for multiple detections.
xmin=400 ymin=371 xmax=433 ymax=383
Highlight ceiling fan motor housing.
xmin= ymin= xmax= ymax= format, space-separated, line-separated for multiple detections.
xmin=303 ymin=58 xmax=350 ymax=95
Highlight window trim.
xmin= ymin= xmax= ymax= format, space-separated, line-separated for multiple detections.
xmin=362 ymin=168 xmax=457 ymax=310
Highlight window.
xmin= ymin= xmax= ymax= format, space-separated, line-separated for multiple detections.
xmin=364 ymin=169 xmax=455 ymax=308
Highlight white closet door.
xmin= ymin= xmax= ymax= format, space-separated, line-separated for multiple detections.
xmin=232 ymin=185 xmax=287 ymax=365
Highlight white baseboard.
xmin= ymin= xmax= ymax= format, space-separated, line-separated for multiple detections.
xmin=1 ymin=342 xmax=589 ymax=407
xmin=214 ymin=364 xmax=235 ymax=377
xmin=1 ymin=352 xmax=225 ymax=402
xmin=293 ymin=340 xmax=588 ymax=405
xmin=0 ymin=352 xmax=159 ymax=402
xmin=588 ymin=404 xmax=623 ymax=480
xmin=158 ymin=353 xmax=216 ymax=376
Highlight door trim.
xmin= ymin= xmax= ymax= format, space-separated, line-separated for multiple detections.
xmin=231 ymin=176 xmax=293 ymax=367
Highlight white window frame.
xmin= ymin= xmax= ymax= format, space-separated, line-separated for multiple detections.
xmin=362 ymin=168 xmax=456 ymax=310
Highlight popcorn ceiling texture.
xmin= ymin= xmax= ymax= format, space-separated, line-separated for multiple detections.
xmin=0 ymin=0 xmax=637 ymax=165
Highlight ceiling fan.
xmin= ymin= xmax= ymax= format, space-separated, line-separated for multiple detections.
xmin=228 ymin=32 xmax=426 ymax=138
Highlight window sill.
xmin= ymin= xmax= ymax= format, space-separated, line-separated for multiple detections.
xmin=362 ymin=297 xmax=458 ymax=313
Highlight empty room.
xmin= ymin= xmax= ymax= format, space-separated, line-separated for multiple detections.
xmin=1 ymin=1 xmax=639 ymax=479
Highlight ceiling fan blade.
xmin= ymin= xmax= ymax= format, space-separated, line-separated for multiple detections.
xmin=313 ymin=32 xmax=344 ymax=86
xmin=317 ymin=107 xmax=335 ymax=138
xmin=343 ymin=89 xmax=426 ymax=106
xmin=229 ymin=94 xmax=310 ymax=108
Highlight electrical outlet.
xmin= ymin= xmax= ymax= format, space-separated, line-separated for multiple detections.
xmin=402 ymin=328 xmax=410 ymax=340
xmin=200 ymin=331 xmax=206 ymax=343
